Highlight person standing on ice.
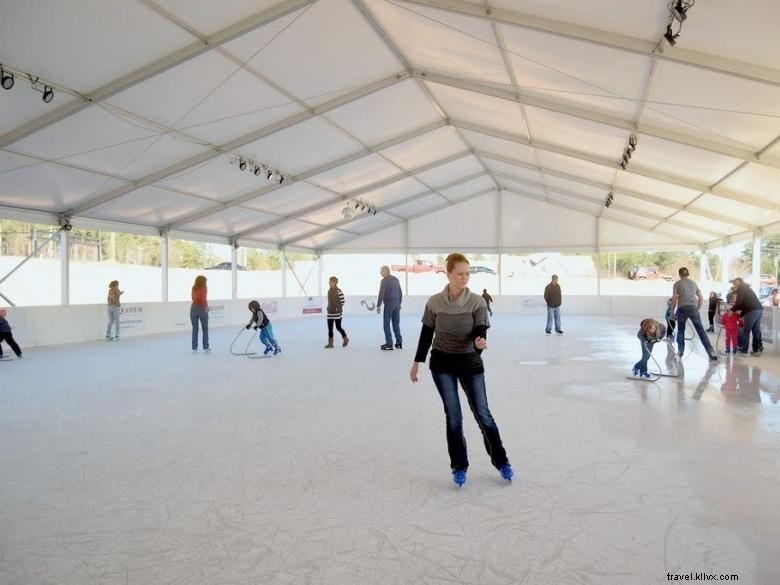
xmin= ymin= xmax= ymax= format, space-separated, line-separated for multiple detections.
xmin=324 ymin=276 xmax=348 ymax=348
xmin=377 ymin=265 xmax=403 ymax=350
xmin=190 ymin=275 xmax=210 ymax=353
xmin=409 ymin=252 xmax=512 ymax=487
xmin=105 ymin=280 xmax=123 ymax=341
xmin=246 ymin=300 xmax=281 ymax=355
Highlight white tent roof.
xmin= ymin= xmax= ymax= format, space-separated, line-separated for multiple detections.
xmin=1 ymin=0 xmax=779 ymax=252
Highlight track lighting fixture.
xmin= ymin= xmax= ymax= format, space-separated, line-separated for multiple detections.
xmin=228 ymin=155 xmax=285 ymax=184
xmin=0 ymin=66 xmax=13 ymax=90
xmin=620 ymin=133 xmax=638 ymax=170
xmin=341 ymin=198 xmax=377 ymax=219
xmin=59 ymin=216 xmax=73 ymax=231
xmin=41 ymin=85 xmax=54 ymax=103
xmin=672 ymin=0 xmax=689 ymax=23
xmin=664 ymin=25 xmax=678 ymax=46
xmin=628 ymin=133 xmax=638 ymax=149
xmin=604 ymin=191 xmax=614 ymax=208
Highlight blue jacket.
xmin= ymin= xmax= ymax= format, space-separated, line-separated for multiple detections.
xmin=378 ymin=275 xmax=402 ymax=309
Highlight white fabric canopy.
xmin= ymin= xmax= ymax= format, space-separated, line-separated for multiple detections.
xmin=1 ymin=0 xmax=779 ymax=252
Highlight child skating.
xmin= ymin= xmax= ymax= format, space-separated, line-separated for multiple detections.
xmin=246 ymin=301 xmax=281 ymax=355
xmin=0 ymin=308 xmax=23 ymax=360
xmin=720 ymin=305 xmax=742 ymax=354
xmin=632 ymin=318 xmax=666 ymax=378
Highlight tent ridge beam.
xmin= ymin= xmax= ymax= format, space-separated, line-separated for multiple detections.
xmin=403 ymin=0 xmax=780 ymax=88
xmin=0 ymin=0 xmax=318 ymax=148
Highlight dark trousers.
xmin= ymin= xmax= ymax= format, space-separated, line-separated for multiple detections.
xmin=382 ymin=305 xmax=402 ymax=345
xmin=431 ymin=370 xmax=509 ymax=472
xmin=676 ymin=305 xmax=714 ymax=356
xmin=708 ymin=309 xmax=716 ymax=328
xmin=0 ymin=331 xmax=22 ymax=357
xmin=327 ymin=318 xmax=346 ymax=339
xmin=666 ymin=317 xmax=676 ymax=338
xmin=737 ymin=309 xmax=763 ymax=353
xmin=190 ymin=306 xmax=209 ymax=350
xmin=633 ymin=339 xmax=655 ymax=375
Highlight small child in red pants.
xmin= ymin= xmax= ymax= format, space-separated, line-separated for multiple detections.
xmin=719 ymin=305 xmax=742 ymax=354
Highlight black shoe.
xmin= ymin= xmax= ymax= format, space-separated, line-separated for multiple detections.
xmin=709 ymin=353 xmax=718 ymax=361
xmin=394 ymin=342 xmax=402 ymax=349
xmin=545 ymin=330 xmax=551 ymax=335
xmin=380 ymin=344 xmax=393 ymax=350
xmin=750 ymin=351 xmax=761 ymax=357
xmin=556 ymin=330 xmax=563 ymax=335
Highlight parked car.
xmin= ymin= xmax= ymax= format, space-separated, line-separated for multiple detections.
xmin=627 ymin=266 xmax=674 ymax=282
xmin=469 ymin=265 xmax=496 ymax=275
xmin=390 ymin=259 xmax=446 ymax=273
xmin=205 ymin=262 xmax=246 ymax=270
xmin=758 ymin=285 xmax=773 ymax=302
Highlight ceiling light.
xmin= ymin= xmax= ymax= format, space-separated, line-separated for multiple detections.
xmin=629 ymin=134 xmax=638 ymax=148
xmin=341 ymin=207 xmax=354 ymax=219
xmin=620 ymin=160 xmax=628 ymax=170
xmin=672 ymin=0 xmax=688 ymax=23
xmin=0 ymin=67 xmax=13 ymax=90
xmin=664 ymin=25 xmax=677 ymax=46
xmin=278 ymin=174 xmax=284 ymax=184
xmin=267 ymin=170 xmax=273 ymax=180
xmin=41 ymin=85 xmax=54 ymax=103
xmin=238 ymin=159 xmax=247 ymax=171
xmin=253 ymin=165 xmax=261 ymax=176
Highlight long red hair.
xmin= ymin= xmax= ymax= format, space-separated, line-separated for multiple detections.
xmin=192 ymin=275 xmax=207 ymax=291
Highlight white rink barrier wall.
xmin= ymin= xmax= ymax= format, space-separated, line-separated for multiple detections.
xmin=4 ymin=296 xmax=778 ymax=352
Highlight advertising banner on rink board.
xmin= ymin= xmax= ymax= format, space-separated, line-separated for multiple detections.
xmin=259 ymin=300 xmax=278 ymax=314
xmin=302 ymin=297 xmax=322 ymax=316
xmin=208 ymin=303 xmax=226 ymax=325
xmin=761 ymin=307 xmax=773 ymax=344
xmin=119 ymin=304 xmax=144 ymax=332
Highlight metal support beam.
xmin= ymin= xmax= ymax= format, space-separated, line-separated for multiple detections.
xmin=231 ymin=242 xmax=238 ymax=300
xmin=475 ymin=147 xmax=753 ymax=229
xmin=752 ymin=230 xmax=762 ymax=287
xmin=281 ymin=248 xmax=288 ymax=298
xmin=490 ymin=170 xmax=726 ymax=239
xmin=170 ymin=119 xmax=447 ymax=229
xmin=320 ymin=187 xmax=497 ymax=251
xmin=402 ymin=0 xmax=780 ymax=88
xmin=231 ymin=154 xmax=481 ymax=241
xmin=68 ymin=71 xmax=411 ymax=217
xmin=161 ymin=231 xmax=169 ymax=302
xmin=459 ymin=121 xmax=777 ymax=212
xmin=60 ymin=229 xmax=69 ymax=305
xmin=0 ymin=0 xmax=317 ymax=148
xmin=417 ymin=71 xmax=777 ymax=168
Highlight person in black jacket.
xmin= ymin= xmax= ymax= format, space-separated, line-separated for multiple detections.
xmin=246 ymin=300 xmax=281 ymax=355
xmin=543 ymin=275 xmax=563 ymax=335
xmin=0 ymin=308 xmax=22 ymax=359
xmin=706 ymin=291 xmax=719 ymax=332
xmin=325 ymin=276 xmax=348 ymax=348
xmin=730 ymin=278 xmax=763 ymax=355
xmin=481 ymin=289 xmax=494 ymax=317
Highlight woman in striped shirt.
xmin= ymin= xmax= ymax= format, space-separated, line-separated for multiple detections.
xmin=191 ymin=275 xmax=210 ymax=353
xmin=325 ymin=276 xmax=348 ymax=348
xmin=410 ymin=253 xmax=512 ymax=487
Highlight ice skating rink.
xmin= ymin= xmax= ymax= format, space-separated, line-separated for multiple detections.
xmin=2 ymin=315 xmax=779 ymax=585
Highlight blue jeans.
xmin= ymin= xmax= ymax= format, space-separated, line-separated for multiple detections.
xmin=633 ymin=339 xmax=655 ymax=375
xmin=106 ymin=306 xmax=120 ymax=336
xmin=190 ymin=306 xmax=209 ymax=350
xmin=737 ymin=309 xmax=763 ymax=353
xmin=382 ymin=305 xmax=402 ymax=346
xmin=546 ymin=306 xmax=561 ymax=333
xmin=259 ymin=323 xmax=280 ymax=350
xmin=676 ymin=305 xmax=713 ymax=356
xmin=431 ymin=370 xmax=509 ymax=472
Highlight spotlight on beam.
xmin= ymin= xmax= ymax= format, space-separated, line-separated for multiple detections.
xmin=0 ymin=66 xmax=13 ymax=90
xmin=664 ymin=25 xmax=677 ymax=46
xmin=672 ymin=0 xmax=688 ymax=23
xmin=238 ymin=159 xmax=247 ymax=171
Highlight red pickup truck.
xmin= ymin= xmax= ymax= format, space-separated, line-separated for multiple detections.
xmin=391 ymin=259 xmax=446 ymax=273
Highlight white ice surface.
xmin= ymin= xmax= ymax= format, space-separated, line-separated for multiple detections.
xmin=1 ymin=315 xmax=779 ymax=585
